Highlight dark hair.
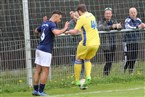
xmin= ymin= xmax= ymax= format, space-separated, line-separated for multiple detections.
xmin=76 ymin=4 xmax=87 ymax=13
xmin=52 ymin=10 xmax=63 ymax=16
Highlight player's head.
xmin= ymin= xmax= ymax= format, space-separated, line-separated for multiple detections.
xmin=43 ymin=16 xmax=48 ymax=21
xmin=76 ymin=4 xmax=87 ymax=16
xmin=129 ymin=7 xmax=137 ymax=20
xmin=51 ymin=10 xmax=63 ymax=23
xmin=104 ymin=7 xmax=112 ymax=21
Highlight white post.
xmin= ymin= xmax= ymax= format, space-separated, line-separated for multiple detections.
xmin=0 ymin=56 xmax=1 ymax=71
xmin=22 ymin=0 xmax=33 ymax=87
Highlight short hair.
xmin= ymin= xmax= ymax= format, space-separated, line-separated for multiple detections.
xmin=76 ymin=4 xmax=87 ymax=12
xmin=52 ymin=10 xmax=63 ymax=16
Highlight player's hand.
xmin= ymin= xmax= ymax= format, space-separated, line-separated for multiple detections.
xmin=64 ymin=31 xmax=69 ymax=34
xmin=64 ymin=21 xmax=69 ymax=30
xmin=34 ymin=28 xmax=38 ymax=33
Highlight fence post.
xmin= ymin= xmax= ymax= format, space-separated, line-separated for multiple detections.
xmin=22 ymin=0 xmax=33 ymax=87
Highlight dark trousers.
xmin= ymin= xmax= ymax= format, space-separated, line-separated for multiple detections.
xmin=103 ymin=49 xmax=116 ymax=76
xmin=124 ymin=43 xmax=138 ymax=74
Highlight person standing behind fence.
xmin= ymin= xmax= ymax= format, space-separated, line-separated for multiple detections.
xmin=68 ymin=11 xmax=79 ymax=29
xmin=123 ymin=7 xmax=145 ymax=74
xmin=98 ymin=7 xmax=122 ymax=76
xmin=65 ymin=4 xmax=100 ymax=89
xmin=32 ymin=10 xmax=69 ymax=96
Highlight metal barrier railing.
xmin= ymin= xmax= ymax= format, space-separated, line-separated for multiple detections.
xmin=0 ymin=29 xmax=145 ymax=86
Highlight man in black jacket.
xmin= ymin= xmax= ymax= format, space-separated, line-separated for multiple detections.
xmin=98 ymin=7 xmax=122 ymax=76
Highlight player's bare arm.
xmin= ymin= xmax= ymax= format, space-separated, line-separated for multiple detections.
xmin=52 ymin=21 xmax=69 ymax=35
xmin=34 ymin=16 xmax=48 ymax=34
xmin=65 ymin=29 xmax=79 ymax=35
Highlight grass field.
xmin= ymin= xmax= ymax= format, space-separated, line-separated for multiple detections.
xmin=1 ymin=76 xmax=144 ymax=97
xmin=1 ymin=61 xmax=145 ymax=97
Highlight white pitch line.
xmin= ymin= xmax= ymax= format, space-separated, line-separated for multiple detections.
xmin=48 ymin=87 xmax=144 ymax=97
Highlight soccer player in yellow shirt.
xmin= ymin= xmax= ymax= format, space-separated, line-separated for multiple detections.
xmin=65 ymin=4 xmax=100 ymax=88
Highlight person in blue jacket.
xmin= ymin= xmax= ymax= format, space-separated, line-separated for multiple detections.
xmin=123 ymin=7 xmax=145 ymax=74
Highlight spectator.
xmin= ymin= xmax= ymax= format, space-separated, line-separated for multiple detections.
xmin=123 ymin=7 xmax=145 ymax=74
xmin=68 ymin=11 xmax=79 ymax=29
xmin=98 ymin=7 xmax=122 ymax=76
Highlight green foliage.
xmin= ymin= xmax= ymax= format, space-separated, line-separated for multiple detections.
xmin=1 ymin=79 xmax=144 ymax=97
xmin=1 ymin=73 xmax=144 ymax=94
xmin=1 ymin=84 xmax=30 ymax=93
xmin=92 ymin=74 xmax=145 ymax=84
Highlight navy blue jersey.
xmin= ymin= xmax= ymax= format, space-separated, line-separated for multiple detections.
xmin=36 ymin=20 xmax=57 ymax=53
xmin=124 ymin=17 xmax=142 ymax=42
xmin=125 ymin=17 xmax=142 ymax=29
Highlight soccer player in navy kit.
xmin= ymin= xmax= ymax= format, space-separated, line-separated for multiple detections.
xmin=32 ymin=10 xmax=69 ymax=96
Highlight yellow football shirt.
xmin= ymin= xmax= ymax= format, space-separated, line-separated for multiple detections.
xmin=74 ymin=12 xmax=100 ymax=46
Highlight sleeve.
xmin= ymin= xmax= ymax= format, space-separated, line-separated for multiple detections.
xmin=74 ymin=17 xmax=83 ymax=31
xmin=125 ymin=18 xmax=138 ymax=29
xmin=98 ymin=20 xmax=112 ymax=31
xmin=50 ymin=22 xmax=57 ymax=31
xmin=137 ymin=18 xmax=142 ymax=25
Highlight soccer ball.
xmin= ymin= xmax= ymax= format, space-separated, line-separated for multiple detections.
xmin=80 ymin=79 xmax=85 ymax=85
xmin=80 ymin=79 xmax=87 ymax=90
